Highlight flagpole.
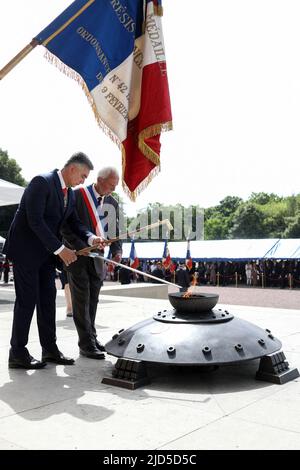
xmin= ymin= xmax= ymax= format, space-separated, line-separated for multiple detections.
xmin=0 ymin=39 xmax=38 ymax=81
xmin=85 ymin=252 xmax=183 ymax=289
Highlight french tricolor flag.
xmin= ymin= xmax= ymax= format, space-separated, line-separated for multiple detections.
xmin=129 ymin=240 xmax=139 ymax=269
xmin=35 ymin=0 xmax=172 ymax=200
xmin=185 ymin=240 xmax=193 ymax=271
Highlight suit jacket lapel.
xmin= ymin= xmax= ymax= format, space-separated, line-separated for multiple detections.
xmin=53 ymin=170 xmax=64 ymax=214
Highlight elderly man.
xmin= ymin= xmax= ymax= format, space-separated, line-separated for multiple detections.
xmin=62 ymin=167 xmax=122 ymax=359
xmin=4 ymin=152 xmax=103 ymax=369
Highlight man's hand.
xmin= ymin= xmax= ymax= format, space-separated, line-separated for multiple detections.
xmin=58 ymin=247 xmax=77 ymax=266
xmin=92 ymin=237 xmax=107 ymax=250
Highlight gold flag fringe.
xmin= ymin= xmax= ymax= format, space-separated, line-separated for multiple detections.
xmin=122 ymin=120 xmax=173 ymax=201
xmin=44 ymin=50 xmax=121 ymax=148
xmin=44 ymin=50 xmax=172 ymax=202
xmin=153 ymin=5 xmax=163 ymax=16
xmin=138 ymin=121 xmax=173 ymax=166
xmin=121 ymin=145 xmax=161 ymax=202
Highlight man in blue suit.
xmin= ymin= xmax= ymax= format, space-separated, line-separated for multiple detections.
xmin=4 ymin=152 xmax=104 ymax=369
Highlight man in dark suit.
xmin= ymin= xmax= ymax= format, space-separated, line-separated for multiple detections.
xmin=119 ymin=260 xmax=132 ymax=285
xmin=176 ymin=264 xmax=191 ymax=292
xmin=4 ymin=152 xmax=104 ymax=369
xmin=62 ymin=167 xmax=122 ymax=359
xmin=151 ymin=262 xmax=164 ymax=283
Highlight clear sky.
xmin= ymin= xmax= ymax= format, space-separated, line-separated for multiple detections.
xmin=1 ymin=1 xmax=300 ymax=216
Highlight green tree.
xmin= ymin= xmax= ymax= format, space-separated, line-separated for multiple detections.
xmin=0 ymin=148 xmax=26 ymax=238
xmin=249 ymin=192 xmax=282 ymax=205
xmin=203 ymin=197 xmax=242 ymax=239
xmin=205 ymin=216 xmax=228 ymax=240
xmin=257 ymin=200 xmax=287 ymax=237
xmin=126 ymin=202 xmax=203 ymax=241
xmin=110 ymin=191 xmax=300 ymax=242
xmin=229 ymin=203 xmax=267 ymax=238
xmin=0 ymin=148 xmax=26 ymax=186
xmin=285 ymin=195 xmax=298 ymax=217
xmin=283 ymin=212 xmax=300 ymax=238
xmin=217 ymin=195 xmax=243 ymax=217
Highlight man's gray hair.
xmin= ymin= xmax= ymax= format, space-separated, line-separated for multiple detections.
xmin=64 ymin=152 xmax=94 ymax=170
xmin=97 ymin=167 xmax=119 ymax=179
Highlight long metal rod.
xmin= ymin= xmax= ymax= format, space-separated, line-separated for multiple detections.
xmin=86 ymin=252 xmax=182 ymax=289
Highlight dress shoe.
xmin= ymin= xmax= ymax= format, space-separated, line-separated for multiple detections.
xmin=42 ymin=349 xmax=75 ymax=365
xmin=79 ymin=348 xmax=105 ymax=360
xmin=9 ymin=355 xmax=47 ymax=370
xmin=95 ymin=340 xmax=106 ymax=352
xmin=66 ymin=312 xmax=73 ymax=317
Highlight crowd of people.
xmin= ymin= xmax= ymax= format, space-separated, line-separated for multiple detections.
xmin=110 ymin=259 xmax=300 ymax=289
xmin=5 ymin=255 xmax=300 ymax=290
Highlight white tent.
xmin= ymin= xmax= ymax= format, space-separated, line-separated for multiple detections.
xmin=264 ymin=239 xmax=300 ymax=259
xmin=174 ymin=239 xmax=280 ymax=261
xmin=119 ymin=238 xmax=300 ymax=261
xmin=0 ymin=178 xmax=25 ymax=206
xmin=119 ymin=241 xmax=164 ymax=260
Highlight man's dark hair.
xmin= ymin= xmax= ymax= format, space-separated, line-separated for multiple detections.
xmin=64 ymin=152 xmax=94 ymax=170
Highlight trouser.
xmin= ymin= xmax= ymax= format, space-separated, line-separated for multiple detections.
xmin=10 ymin=258 xmax=57 ymax=357
xmin=4 ymin=268 xmax=9 ymax=283
xmin=67 ymin=260 xmax=102 ymax=350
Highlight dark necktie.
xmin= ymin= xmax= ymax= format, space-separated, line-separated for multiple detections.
xmin=97 ymin=196 xmax=107 ymax=233
xmin=62 ymin=187 xmax=68 ymax=207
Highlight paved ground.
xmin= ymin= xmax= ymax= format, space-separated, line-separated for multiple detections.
xmin=192 ymin=284 xmax=300 ymax=310
xmin=102 ymin=281 xmax=300 ymax=309
xmin=0 ymin=282 xmax=299 ymax=451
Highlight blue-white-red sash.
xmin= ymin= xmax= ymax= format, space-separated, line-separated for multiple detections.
xmin=79 ymin=185 xmax=104 ymax=238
